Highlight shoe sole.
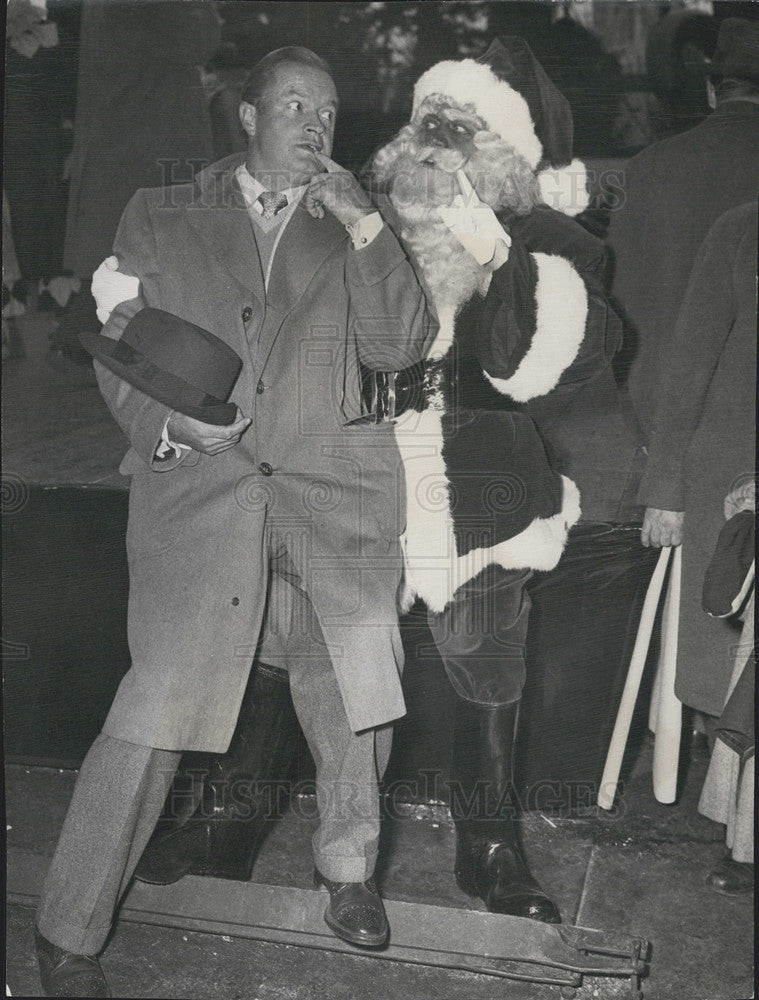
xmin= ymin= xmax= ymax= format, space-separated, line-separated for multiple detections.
xmin=705 ymin=879 xmax=754 ymax=896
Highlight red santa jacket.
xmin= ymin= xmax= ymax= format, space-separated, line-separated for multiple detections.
xmin=370 ymin=205 xmax=644 ymax=612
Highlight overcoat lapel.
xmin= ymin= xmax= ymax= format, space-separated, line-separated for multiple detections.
xmin=257 ymin=200 xmax=348 ymax=373
xmin=185 ymin=156 xmax=266 ymax=310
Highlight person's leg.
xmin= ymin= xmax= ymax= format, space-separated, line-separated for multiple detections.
xmin=36 ymin=733 xmax=181 ymax=956
xmin=269 ymin=538 xmax=391 ymax=946
xmin=45 ymin=283 xmax=99 ymax=384
xmin=132 ymin=658 xmax=299 ymax=885
xmin=428 ymin=564 xmax=560 ymax=922
xmin=269 ymin=552 xmax=388 ymax=882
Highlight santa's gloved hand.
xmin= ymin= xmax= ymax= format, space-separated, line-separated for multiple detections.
xmin=92 ymin=256 xmax=140 ymax=324
xmin=437 ymin=169 xmax=511 ymax=267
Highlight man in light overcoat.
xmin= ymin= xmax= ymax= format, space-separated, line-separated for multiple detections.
xmin=34 ymin=46 xmax=433 ymax=995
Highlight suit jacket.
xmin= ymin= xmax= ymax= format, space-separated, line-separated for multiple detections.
xmin=607 ymin=100 xmax=759 ymax=441
xmin=95 ymin=153 xmax=433 ymax=750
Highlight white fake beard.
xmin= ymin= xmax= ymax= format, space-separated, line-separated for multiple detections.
xmin=370 ymin=131 xmax=489 ymax=316
xmin=398 ymin=207 xmax=490 ymax=319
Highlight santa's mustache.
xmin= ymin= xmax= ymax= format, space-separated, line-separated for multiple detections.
xmin=366 ymin=134 xmax=465 ymax=214
xmin=412 ymin=144 xmax=468 ymax=173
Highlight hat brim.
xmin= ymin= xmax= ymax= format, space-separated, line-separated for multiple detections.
xmin=80 ymin=329 xmax=238 ymax=426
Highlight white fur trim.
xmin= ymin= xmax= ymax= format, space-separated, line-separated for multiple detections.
xmin=394 ymin=409 xmax=455 ymax=613
xmin=538 ymin=159 xmax=590 ymax=217
xmin=393 ymin=403 xmax=581 ymax=614
xmin=413 ymin=60 xmax=542 ymax=170
xmin=483 ymin=252 xmax=587 ymax=402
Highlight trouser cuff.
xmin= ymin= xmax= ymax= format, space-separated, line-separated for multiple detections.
xmin=313 ymin=851 xmax=378 ymax=883
xmin=35 ymin=912 xmax=111 ymax=957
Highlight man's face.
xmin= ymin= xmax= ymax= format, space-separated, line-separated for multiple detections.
xmin=409 ymin=97 xmax=486 ymax=204
xmin=241 ymin=62 xmax=338 ymax=188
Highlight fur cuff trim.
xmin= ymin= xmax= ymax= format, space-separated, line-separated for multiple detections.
xmin=538 ymin=159 xmax=590 ymax=217
xmin=400 ymin=473 xmax=580 ymax=614
xmin=413 ymin=59 xmax=542 ymax=169
xmin=483 ymin=252 xmax=587 ymax=402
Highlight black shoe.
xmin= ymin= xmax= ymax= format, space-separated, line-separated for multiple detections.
xmin=35 ymin=928 xmax=111 ymax=998
xmin=705 ymin=854 xmax=754 ymax=896
xmin=455 ymin=837 xmax=561 ymax=922
xmin=314 ymin=869 xmax=389 ymax=948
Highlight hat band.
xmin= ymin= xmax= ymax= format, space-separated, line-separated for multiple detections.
xmin=110 ymin=338 xmax=227 ymax=409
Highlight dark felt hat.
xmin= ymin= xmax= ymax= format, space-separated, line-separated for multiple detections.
xmin=709 ymin=17 xmax=759 ymax=80
xmin=80 ymin=308 xmax=243 ymax=425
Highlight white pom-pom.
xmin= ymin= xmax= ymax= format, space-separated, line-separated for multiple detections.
xmin=538 ymin=159 xmax=590 ymax=217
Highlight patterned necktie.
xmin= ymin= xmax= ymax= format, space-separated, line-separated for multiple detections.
xmin=257 ymin=191 xmax=288 ymax=220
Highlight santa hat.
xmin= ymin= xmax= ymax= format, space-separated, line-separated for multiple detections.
xmin=412 ymin=37 xmax=589 ymax=217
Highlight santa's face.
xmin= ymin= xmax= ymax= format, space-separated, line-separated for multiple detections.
xmin=416 ymin=101 xmax=482 ymax=165
xmin=369 ymin=96 xmax=482 ymax=212
xmin=369 ymin=94 xmax=539 ymax=220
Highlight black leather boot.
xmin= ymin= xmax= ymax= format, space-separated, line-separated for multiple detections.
xmin=134 ymin=661 xmax=298 ymax=884
xmin=450 ymin=698 xmax=561 ymax=922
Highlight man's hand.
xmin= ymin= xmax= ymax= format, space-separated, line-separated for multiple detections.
xmin=437 ymin=170 xmax=510 ymax=268
xmin=92 ymin=255 xmax=140 ymax=324
xmin=167 ymin=409 xmax=251 ymax=456
xmin=641 ymin=508 xmax=684 ymax=548
xmin=306 ymin=152 xmax=374 ymax=226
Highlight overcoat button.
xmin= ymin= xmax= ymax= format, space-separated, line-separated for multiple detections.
xmin=242 ymin=306 xmax=253 ymax=322
xmin=256 ymin=379 xmax=265 ymax=394
xmin=231 ymin=597 xmax=240 ymax=606
xmin=259 ymin=462 xmax=273 ymax=476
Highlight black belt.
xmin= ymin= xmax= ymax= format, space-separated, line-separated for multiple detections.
xmin=357 ymin=358 xmax=449 ymax=423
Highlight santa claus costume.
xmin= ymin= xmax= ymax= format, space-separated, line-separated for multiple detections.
xmin=363 ymin=36 xmax=646 ymax=922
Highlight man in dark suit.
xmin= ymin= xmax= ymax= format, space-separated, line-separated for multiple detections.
xmin=34 ymin=47 xmax=432 ymax=996
xmin=608 ymin=17 xmax=759 ymax=454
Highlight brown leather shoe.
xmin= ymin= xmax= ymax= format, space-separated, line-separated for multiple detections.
xmin=314 ymin=869 xmax=389 ymax=947
xmin=35 ymin=928 xmax=111 ymax=998
xmin=705 ymin=855 xmax=754 ymax=896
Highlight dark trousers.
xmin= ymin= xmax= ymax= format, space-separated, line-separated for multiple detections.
xmin=428 ymin=565 xmax=532 ymax=706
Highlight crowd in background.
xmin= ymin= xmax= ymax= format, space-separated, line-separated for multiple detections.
xmin=3 ymin=0 xmax=751 ymax=350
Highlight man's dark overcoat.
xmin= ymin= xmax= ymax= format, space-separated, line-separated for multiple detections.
xmin=94 ymin=154 xmax=433 ymax=750
xmin=607 ymin=100 xmax=759 ymax=440
xmin=64 ymin=0 xmax=220 ymax=276
xmin=638 ymin=202 xmax=757 ymax=715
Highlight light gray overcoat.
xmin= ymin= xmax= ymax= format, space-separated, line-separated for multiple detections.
xmin=95 ymin=154 xmax=434 ymax=751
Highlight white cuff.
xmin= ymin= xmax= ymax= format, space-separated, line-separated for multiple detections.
xmin=155 ymin=415 xmax=191 ymax=460
xmin=346 ymin=212 xmax=383 ymax=249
